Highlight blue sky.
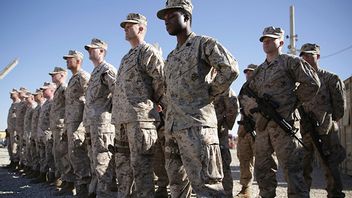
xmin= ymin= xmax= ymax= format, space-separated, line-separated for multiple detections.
xmin=1 ymin=0 xmax=351 ymax=134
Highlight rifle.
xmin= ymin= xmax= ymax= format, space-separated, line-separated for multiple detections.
xmin=298 ymin=106 xmax=330 ymax=164
xmin=243 ymin=84 xmax=307 ymax=150
xmin=237 ymin=109 xmax=256 ymax=140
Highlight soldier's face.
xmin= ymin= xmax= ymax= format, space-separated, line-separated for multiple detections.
xmin=10 ymin=93 xmax=19 ymax=101
xmin=262 ymin=37 xmax=282 ymax=54
xmin=301 ymin=53 xmax=318 ymax=66
xmin=163 ymin=9 xmax=186 ymax=35
xmin=245 ymin=70 xmax=254 ymax=80
xmin=124 ymin=23 xmax=139 ymax=41
xmin=66 ymin=57 xmax=77 ymax=70
xmin=89 ymin=48 xmax=103 ymax=61
xmin=51 ymin=73 xmax=61 ymax=84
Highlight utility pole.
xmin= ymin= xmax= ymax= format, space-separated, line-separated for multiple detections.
xmin=287 ymin=5 xmax=298 ymax=55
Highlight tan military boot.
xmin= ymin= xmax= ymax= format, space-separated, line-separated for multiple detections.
xmin=54 ymin=181 xmax=75 ymax=196
xmin=235 ymin=186 xmax=252 ymax=198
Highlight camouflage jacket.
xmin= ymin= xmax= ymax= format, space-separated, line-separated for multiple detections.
xmin=85 ymin=61 xmax=116 ymax=125
xmin=15 ymin=101 xmax=27 ymax=133
xmin=50 ymin=83 xmax=66 ymax=129
xmin=24 ymin=103 xmax=37 ymax=138
xmin=303 ymin=68 xmax=346 ymax=135
xmin=112 ymin=42 xmax=164 ymax=125
xmin=65 ymin=69 xmax=90 ymax=123
xmin=38 ymin=99 xmax=53 ymax=137
xmin=164 ymin=32 xmax=239 ymax=132
xmin=248 ymin=54 xmax=320 ymax=121
xmin=7 ymin=101 xmax=19 ymax=133
xmin=31 ymin=101 xmax=44 ymax=140
xmin=214 ymin=89 xmax=239 ymax=130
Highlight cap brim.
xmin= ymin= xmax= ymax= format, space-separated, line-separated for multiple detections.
xmin=63 ymin=55 xmax=74 ymax=60
xmin=243 ymin=69 xmax=255 ymax=73
xmin=157 ymin=6 xmax=184 ymax=19
xmin=299 ymin=51 xmax=318 ymax=56
xmin=259 ymin=34 xmax=280 ymax=42
xmin=120 ymin=20 xmax=139 ymax=28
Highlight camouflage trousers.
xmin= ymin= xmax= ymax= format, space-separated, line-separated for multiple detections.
xmin=236 ymin=125 xmax=255 ymax=188
xmin=165 ymin=126 xmax=226 ymax=198
xmin=255 ymin=121 xmax=308 ymax=198
xmin=38 ymin=136 xmax=47 ymax=173
xmin=9 ymin=130 xmax=19 ymax=162
xmin=44 ymin=131 xmax=55 ymax=174
xmin=86 ymin=124 xmax=115 ymax=198
xmin=153 ymin=126 xmax=169 ymax=189
xmin=218 ymin=125 xmax=234 ymax=197
xmin=114 ymin=122 xmax=157 ymax=198
xmin=23 ymin=135 xmax=31 ymax=167
xmin=302 ymin=132 xmax=345 ymax=198
xmin=6 ymin=135 xmax=12 ymax=162
xmin=67 ymin=122 xmax=91 ymax=186
xmin=52 ymin=126 xmax=75 ymax=182
xmin=30 ymin=138 xmax=40 ymax=171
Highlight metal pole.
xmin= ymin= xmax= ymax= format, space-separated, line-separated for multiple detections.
xmin=289 ymin=5 xmax=297 ymax=55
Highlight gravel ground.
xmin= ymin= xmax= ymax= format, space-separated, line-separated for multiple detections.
xmin=0 ymin=147 xmax=351 ymax=197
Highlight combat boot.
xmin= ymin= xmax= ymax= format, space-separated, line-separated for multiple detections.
xmin=235 ymin=186 xmax=252 ymax=198
xmin=75 ymin=184 xmax=89 ymax=198
xmin=9 ymin=161 xmax=19 ymax=172
xmin=46 ymin=171 xmax=55 ymax=184
xmin=155 ymin=186 xmax=168 ymax=198
xmin=31 ymin=172 xmax=46 ymax=184
xmin=54 ymin=181 xmax=75 ymax=196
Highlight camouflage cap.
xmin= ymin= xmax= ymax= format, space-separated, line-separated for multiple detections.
xmin=120 ymin=13 xmax=147 ymax=28
xmin=84 ymin=38 xmax=108 ymax=51
xmin=63 ymin=50 xmax=84 ymax=60
xmin=9 ymin=88 xmax=18 ymax=94
xmin=157 ymin=0 xmax=193 ymax=19
xmin=40 ymin=82 xmax=56 ymax=90
xmin=19 ymin=87 xmax=29 ymax=93
xmin=23 ymin=91 xmax=32 ymax=98
xmin=244 ymin=64 xmax=258 ymax=73
xmin=32 ymin=88 xmax=43 ymax=96
xmin=260 ymin=26 xmax=285 ymax=42
xmin=49 ymin=67 xmax=67 ymax=75
xmin=299 ymin=43 xmax=320 ymax=56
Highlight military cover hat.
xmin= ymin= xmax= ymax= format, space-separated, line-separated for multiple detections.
xmin=63 ymin=50 xmax=84 ymax=60
xmin=9 ymin=88 xmax=18 ymax=94
xmin=120 ymin=13 xmax=147 ymax=28
xmin=19 ymin=87 xmax=29 ymax=94
xmin=32 ymin=88 xmax=43 ymax=96
xmin=299 ymin=43 xmax=320 ymax=56
xmin=244 ymin=64 xmax=258 ymax=73
xmin=40 ymin=82 xmax=56 ymax=90
xmin=157 ymin=0 xmax=193 ymax=19
xmin=85 ymin=38 xmax=108 ymax=51
xmin=260 ymin=26 xmax=284 ymax=42
xmin=49 ymin=67 xmax=67 ymax=75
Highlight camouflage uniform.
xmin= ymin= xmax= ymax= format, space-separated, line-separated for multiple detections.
xmin=23 ymin=101 xmax=37 ymax=168
xmin=38 ymin=97 xmax=54 ymax=174
xmin=161 ymin=30 xmax=239 ymax=196
xmin=214 ymin=89 xmax=239 ymax=197
xmin=7 ymin=97 xmax=18 ymax=163
xmin=31 ymin=99 xmax=44 ymax=172
xmin=50 ymin=82 xmax=74 ymax=182
xmin=247 ymin=38 xmax=320 ymax=197
xmin=15 ymin=99 xmax=27 ymax=165
xmin=300 ymin=44 xmax=346 ymax=197
xmin=112 ymin=31 xmax=164 ymax=197
xmin=84 ymin=56 xmax=116 ymax=197
xmin=65 ymin=69 xmax=91 ymax=187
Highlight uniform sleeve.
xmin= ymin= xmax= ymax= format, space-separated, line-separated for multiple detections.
xmin=224 ymin=89 xmax=240 ymax=130
xmin=101 ymin=66 xmax=117 ymax=94
xmin=142 ymin=46 xmax=165 ymax=105
xmin=79 ymin=72 xmax=90 ymax=102
xmin=329 ymin=74 xmax=346 ymax=121
xmin=203 ymin=38 xmax=239 ymax=98
xmin=288 ymin=57 xmax=320 ymax=103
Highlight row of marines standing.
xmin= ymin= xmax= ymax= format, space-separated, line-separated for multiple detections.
xmin=5 ymin=0 xmax=347 ymax=197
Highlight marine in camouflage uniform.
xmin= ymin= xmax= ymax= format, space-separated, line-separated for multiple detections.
xmin=214 ymin=88 xmax=239 ymax=197
xmin=30 ymin=89 xmax=45 ymax=178
xmin=63 ymin=50 xmax=91 ymax=197
xmin=15 ymin=87 xmax=28 ymax=168
xmin=243 ymin=27 xmax=320 ymax=198
xmin=37 ymin=82 xmax=56 ymax=182
xmin=112 ymin=13 xmax=164 ymax=197
xmin=6 ymin=89 xmax=20 ymax=168
xmin=299 ymin=43 xmax=346 ymax=198
xmin=236 ymin=64 xmax=258 ymax=198
xmin=157 ymin=0 xmax=239 ymax=197
xmin=22 ymin=92 xmax=37 ymax=173
xmin=84 ymin=38 xmax=116 ymax=198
